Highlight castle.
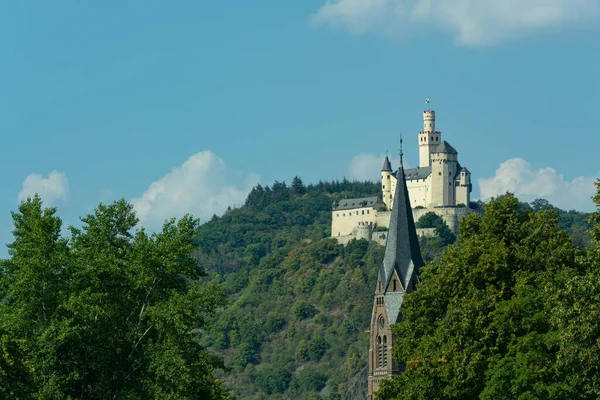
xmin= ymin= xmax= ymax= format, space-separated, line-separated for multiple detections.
xmin=331 ymin=109 xmax=473 ymax=243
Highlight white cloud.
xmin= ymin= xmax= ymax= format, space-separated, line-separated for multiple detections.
xmin=479 ymin=158 xmax=600 ymax=211
xmin=347 ymin=153 xmax=407 ymax=180
xmin=18 ymin=171 xmax=70 ymax=207
xmin=310 ymin=0 xmax=600 ymax=45
xmin=131 ymin=151 xmax=260 ymax=229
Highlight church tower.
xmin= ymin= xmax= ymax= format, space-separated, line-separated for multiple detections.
xmin=419 ymin=110 xmax=442 ymax=167
xmin=368 ymin=156 xmax=425 ymax=399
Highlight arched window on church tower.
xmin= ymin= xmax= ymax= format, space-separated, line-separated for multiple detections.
xmin=377 ymin=336 xmax=383 ymax=367
xmin=383 ymin=336 xmax=388 ymax=367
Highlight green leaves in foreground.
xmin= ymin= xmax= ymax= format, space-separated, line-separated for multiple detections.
xmin=379 ymin=188 xmax=600 ymax=400
xmin=0 ymin=195 xmax=230 ymax=399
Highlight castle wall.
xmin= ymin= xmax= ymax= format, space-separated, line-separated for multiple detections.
xmin=406 ymin=177 xmax=429 ymax=208
xmin=331 ymin=206 xmax=378 ymax=237
xmin=333 ymin=207 xmax=470 ymax=245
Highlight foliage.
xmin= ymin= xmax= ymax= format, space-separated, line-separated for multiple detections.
xmin=377 ymin=192 xmax=598 ymax=400
xmin=254 ymin=367 xmax=292 ymax=395
xmin=194 ymin=179 xmax=382 ymax=399
xmin=415 ymin=212 xmax=456 ymax=248
xmin=414 ymin=212 xmax=441 ymax=228
xmin=0 ymin=195 xmax=230 ymax=399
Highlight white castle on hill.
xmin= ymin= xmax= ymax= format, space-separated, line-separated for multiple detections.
xmin=332 ymin=108 xmax=473 ymax=244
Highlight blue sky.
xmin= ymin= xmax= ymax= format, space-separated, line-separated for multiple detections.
xmin=1 ymin=1 xmax=600 ymax=254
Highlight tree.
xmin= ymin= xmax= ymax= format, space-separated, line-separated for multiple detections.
xmin=378 ymin=193 xmax=582 ymax=399
xmin=415 ymin=212 xmax=441 ymax=228
xmin=292 ymin=176 xmax=307 ymax=196
xmin=0 ymin=197 xmax=231 ymax=399
xmin=0 ymin=195 xmax=69 ymax=399
xmin=415 ymin=212 xmax=456 ymax=245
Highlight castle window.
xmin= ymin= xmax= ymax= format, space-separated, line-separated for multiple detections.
xmin=393 ymin=280 xmax=397 ymax=291
xmin=436 ymin=137 xmax=439 ymax=141
xmin=367 ymin=210 xmax=370 ymax=214
xmin=439 ymin=172 xmax=442 ymax=176
xmin=343 ymin=213 xmax=345 ymax=217
xmin=431 ymin=136 xmax=433 ymax=140
xmin=362 ymin=210 xmax=365 ymax=215
xmin=383 ymin=185 xmax=385 ymax=189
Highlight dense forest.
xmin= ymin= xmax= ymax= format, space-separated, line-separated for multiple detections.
xmin=0 ymin=176 xmax=597 ymax=399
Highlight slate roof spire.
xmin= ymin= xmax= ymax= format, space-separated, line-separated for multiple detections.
xmin=378 ymin=144 xmax=424 ymax=323
xmin=382 ymin=153 xmax=392 ymax=172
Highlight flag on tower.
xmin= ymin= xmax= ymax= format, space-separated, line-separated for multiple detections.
xmin=425 ymin=98 xmax=430 ymax=103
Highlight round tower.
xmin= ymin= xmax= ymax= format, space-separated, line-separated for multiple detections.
xmin=419 ymin=110 xmax=442 ymax=168
xmin=424 ymin=110 xmax=435 ymax=132
xmin=381 ymin=155 xmax=393 ymax=210
xmin=355 ymin=222 xmax=373 ymax=241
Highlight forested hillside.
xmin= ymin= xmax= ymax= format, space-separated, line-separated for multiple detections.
xmin=193 ymin=178 xmax=595 ymax=399
xmin=0 ymin=176 xmax=594 ymax=399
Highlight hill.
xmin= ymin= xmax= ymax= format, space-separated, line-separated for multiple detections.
xmin=194 ymin=178 xmax=594 ymax=399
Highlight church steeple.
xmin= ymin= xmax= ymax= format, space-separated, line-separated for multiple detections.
xmin=368 ymin=152 xmax=424 ymax=400
xmin=378 ymin=159 xmax=424 ymax=307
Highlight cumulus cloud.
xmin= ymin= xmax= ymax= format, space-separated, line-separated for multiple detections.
xmin=479 ymin=158 xmax=600 ymax=212
xmin=131 ymin=151 xmax=260 ymax=229
xmin=347 ymin=153 xmax=406 ymax=180
xmin=310 ymin=0 xmax=600 ymax=45
xmin=18 ymin=171 xmax=70 ymax=206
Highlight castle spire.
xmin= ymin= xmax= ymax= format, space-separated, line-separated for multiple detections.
xmin=382 ymin=154 xmax=392 ymax=172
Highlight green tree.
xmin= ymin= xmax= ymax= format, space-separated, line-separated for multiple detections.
xmin=0 ymin=197 xmax=230 ymax=399
xmin=294 ymin=300 xmax=318 ymax=320
xmin=415 ymin=212 xmax=441 ymax=228
xmin=254 ymin=366 xmax=292 ymax=395
xmin=292 ymin=176 xmax=307 ymax=196
xmin=378 ymin=193 xmax=581 ymax=400
xmin=292 ymin=367 xmax=327 ymax=393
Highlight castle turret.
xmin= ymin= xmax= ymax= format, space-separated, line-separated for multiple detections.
xmin=419 ymin=110 xmax=442 ymax=168
xmin=368 ymin=158 xmax=424 ymax=399
xmin=430 ymin=141 xmax=458 ymax=207
xmin=455 ymin=167 xmax=472 ymax=207
xmin=381 ymin=156 xmax=393 ymax=210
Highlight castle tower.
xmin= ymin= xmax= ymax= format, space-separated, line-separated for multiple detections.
xmin=381 ymin=156 xmax=393 ymax=210
xmin=456 ymin=167 xmax=472 ymax=207
xmin=368 ymin=159 xmax=424 ymax=399
xmin=419 ymin=110 xmax=442 ymax=168
xmin=430 ymin=141 xmax=458 ymax=207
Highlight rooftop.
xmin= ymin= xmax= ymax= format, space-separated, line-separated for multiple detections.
xmin=332 ymin=196 xmax=384 ymax=211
